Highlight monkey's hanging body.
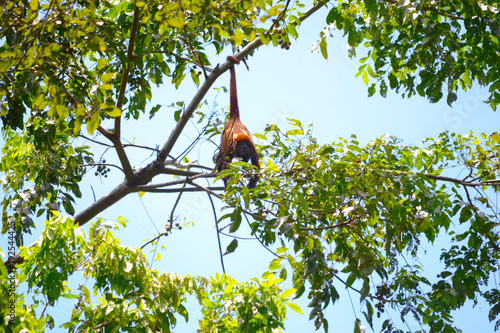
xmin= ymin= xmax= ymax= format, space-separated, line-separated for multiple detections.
xmin=215 ymin=56 xmax=260 ymax=189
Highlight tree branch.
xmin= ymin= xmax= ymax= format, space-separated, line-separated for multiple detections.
xmin=382 ymin=169 xmax=500 ymax=187
xmin=141 ymin=232 xmax=168 ymax=250
xmin=112 ymin=4 xmax=141 ymax=184
xmin=139 ymin=186 xmax=225 ymax=193
xmin=154 ymin=2 xmax=326 ymax=165
xmin=74 ymin=181 xmax=134 ymax=227
xmin=169 ymin=182 xmax=187 ymax=230
xmin=301 ymin=214 xmax=365 ymax=231
xmin=424 ymin=173 xmax=500 ymax=187
xmin=134 ymin=172 xmax=217 ymax=191
xmin=159 ymin=167 xmax=211 ymax=177
xmin=422 ymin=6 xmax=463 ymax=20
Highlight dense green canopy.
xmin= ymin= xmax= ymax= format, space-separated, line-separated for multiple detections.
xmin=1 ymin=0 xmax=499 ymax=332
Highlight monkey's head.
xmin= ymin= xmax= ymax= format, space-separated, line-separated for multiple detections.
xmin=234 ymin=140 xmax=253 ymax=162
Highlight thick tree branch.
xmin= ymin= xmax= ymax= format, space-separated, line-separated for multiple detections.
xmin=74 ymin=181 xmax=134 ymax=227
xmin=112 ymin=5 xmax=141 ymax=184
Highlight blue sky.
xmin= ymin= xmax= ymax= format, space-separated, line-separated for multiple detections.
xmin=3 ymin=3 xmax=500 ymax=332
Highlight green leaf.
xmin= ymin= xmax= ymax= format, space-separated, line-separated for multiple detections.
xmin=287 ymin=24 xmax=298 ymax=39
xmin=167 ymin=12 xmax=186 ymax=28
xmin=462 ymin=69 xmax=472 ymax=87
xmin=225 ymin=239 xmax=238 ymax=255
xmin=319 ymin=37 xmax=328 ymax=59
xmin=306 ymin=237 xmax=314 ymax=250
xmin=459 ymin=205 xmax=473 ymax=223
xmin=86 ymin=112 xmax=100 ymax=135
xmin=286 ymin=301 xmax=303 ymax=314
xmin=174 ymin=109 xmax=182 ymax=122
xmin=105 ymin=107 xmax=122 ymax=117
xmin=190 ymin=69 xmax=200 ymax=86
xmin=149 ymin=104 xmax=161 ymax=118
xmin=362 ymin=70 xmax=369 ymax=85
xmin=447 ymin=92 xmax=457 ymax=106
xmin=253 ymin=133 xmax=267 ymax=140
xmin=269 ymin=258 xmax=282 ymax=270
xmin=101 ymin=73 xmax=115 ymax=82
xmin=282 ymin=288 xmax=296 ymax=298
xmin=440 ymin=271 xmax=452 ymax=278
xmin=267 ymin=4 xmax=286 ymax=16
xmin=345 ymin=273 xmax=356 ymax=288
xmin=30 ymin=0 xmax=39 ymax=10
xmin=348 ymin=29 xmax=357 ymax=46
xmin=229 ymin=208 xmax=242 ymax=232
xmin=367 ymin=64 xmax=376 ymax=78
xmin=286 ymin=129 xmax=303 ymax=136
xmin=279 ymin=268 xmax=288 ymax=280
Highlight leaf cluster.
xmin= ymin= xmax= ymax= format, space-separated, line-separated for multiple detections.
xmin=323 ymin=0 xmax=500 ymax=108
xmin=221 ymin=121 xmax=500 ymax=332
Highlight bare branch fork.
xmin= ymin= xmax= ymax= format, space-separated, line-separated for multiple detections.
xmin=5 ymin=2 xmax=326 ymax=271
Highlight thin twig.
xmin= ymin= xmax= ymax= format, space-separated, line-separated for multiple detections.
xmin=301 ymin=214 xmax=365 ymax=231
xmin=169 ymin=182 xmax=187 ymax=230
xmin=159 ymin=167 xmax=208 ymax=177
xmin=141 ymin=232 xmax=168 ymax=250
xmin=382 ymin=169 xmax=500 ymax=187
xmin=206 ymin=192 xmax=225 ymax=273
xmin=140 ymin=186 xmax=225 ymax=193
xmin=242 ymin=212 xmax=283 ymax=258
xmin=423 ymin=6 xmax=463 ymax=20
xmin=219 ymin=232 xmax=256 ymax=240
xmin=187 ymin=181 xmax=222 ymax=199
xmin=134 ymin=172 xmax=217 ymax=191
xmin=79 ymin=163 xmax=124 ymax=173
xmin=148 ymin=50 xmax=214 ymax=73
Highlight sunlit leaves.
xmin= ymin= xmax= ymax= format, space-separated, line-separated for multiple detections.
xmin=0 ymin=0 xmax=289 ymax=134
xmin=1 ymin=117 xmax=90 ymax=239
xmin=322 ymin=0 xmax=500 ymax=108
xmin=199 ymin=273 xmax=289 ymax=331
xmin=22 ymin=214 xmax=86 ymax=304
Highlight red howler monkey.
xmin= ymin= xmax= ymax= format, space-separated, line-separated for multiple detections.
xmin=215 ymin=56 xmax=260 ymax=189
